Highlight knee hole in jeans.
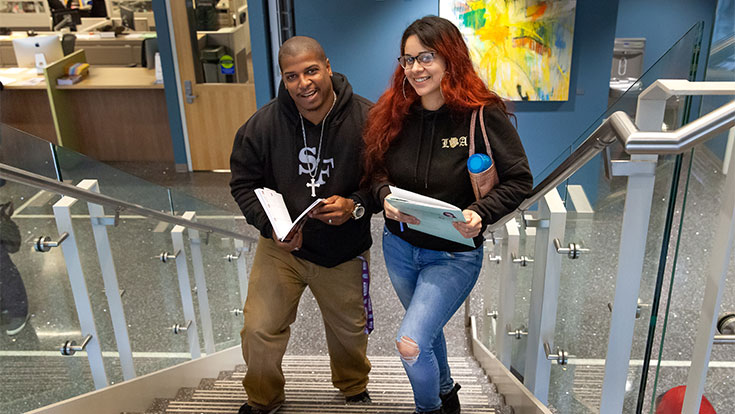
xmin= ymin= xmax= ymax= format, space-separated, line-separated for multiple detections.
xmin=396 ymin=336 xmax=420 ymax=366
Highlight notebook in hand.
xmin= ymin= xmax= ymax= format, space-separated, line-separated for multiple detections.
xmin=385 ymin=186 xmax=474 ymax=247
xmin=254 ymin=188 xmax=324 ymax=242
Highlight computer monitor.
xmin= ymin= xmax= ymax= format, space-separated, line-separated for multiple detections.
xmin=51 ymin=9 xmax=82 ymax=32
xmin=120 ymin=6 xmax=135 ymax=31
xmin=12 ymin=35 xmax=64 ymax=68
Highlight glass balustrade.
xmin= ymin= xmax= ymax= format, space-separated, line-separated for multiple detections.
xmin=0 ymin=179 xmax=96 ymax=412
xmin=548 ymin=22 xmax=704 ymax=413
xmin=646 ymin=26 xmax=735 ymax=413
xmin=475 ymin=21 xmax=708 ymax=413
xmin=0 ymin=125 xmax=257 ymax=413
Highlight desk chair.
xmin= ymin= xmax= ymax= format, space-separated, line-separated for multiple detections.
xmin=61 ymin=34 xmax=76 ymax=56
xmin=90 ymin=0 xmax=106 ymax=17
xmin=140 ymin=37 xmax=158 ymax=69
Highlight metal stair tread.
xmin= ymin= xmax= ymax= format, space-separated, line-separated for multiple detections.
xmin=161 ymin=356 xmax=498 ymax=413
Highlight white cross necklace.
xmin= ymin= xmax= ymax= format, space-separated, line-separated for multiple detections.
xmin=300 ymin=91 xmax=337 ymax=197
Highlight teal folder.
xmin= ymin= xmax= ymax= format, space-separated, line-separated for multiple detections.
xmin=385 ymin=186 xmax=475 ymax=247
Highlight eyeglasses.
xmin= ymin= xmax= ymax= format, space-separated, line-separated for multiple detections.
xmin=397 ymin=52 xmax=435 ymax=69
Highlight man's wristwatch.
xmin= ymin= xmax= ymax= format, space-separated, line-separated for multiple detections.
xmin=351 ymin=201 xmax=365 ymax=220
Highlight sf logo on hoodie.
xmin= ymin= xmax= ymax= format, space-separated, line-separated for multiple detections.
xmin=298 ymin=146 xmax=334 ymax=186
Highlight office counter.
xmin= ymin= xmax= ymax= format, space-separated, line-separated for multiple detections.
xmin=0 ymin=60 xmax=173 ymax=163
xmin=0 ymin=32 xmax=156 ymax=67
xmin=0 ymin=68 xmax=56 ymax=142
xmin=56 ymin=67 xmax=163 ymax=89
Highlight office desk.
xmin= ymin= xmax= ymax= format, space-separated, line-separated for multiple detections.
xmin=0 ymin=68 xmax=56 ymax=142
xmin=0 ymin=64 xmax=172 ymax=163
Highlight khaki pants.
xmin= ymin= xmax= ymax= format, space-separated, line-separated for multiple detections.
xmin=241 ymin=236 xmax=371 ymax=409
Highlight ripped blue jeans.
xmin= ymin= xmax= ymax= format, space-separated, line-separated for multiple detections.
xmin=382 ymin=226 xmax=483 ymax=413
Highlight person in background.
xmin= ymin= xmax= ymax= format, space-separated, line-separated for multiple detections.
xmin=362 ymin=16 xmax=532 ymax=414
xmin=47 ymin=0 xmax=66 ymax=11
xmin=0 ymin=201 xmax=28 ymax=336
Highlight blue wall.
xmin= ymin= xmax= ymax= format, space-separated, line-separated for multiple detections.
xmin=293 ymin=0 xmax=620 ymax=199
xmin=615 ymin=0 xmax=720 ymax=158
xmin=615 ymin=0 xmax=718 ymax=77
xmin=294 ymin=1 xmax=436 ymax=105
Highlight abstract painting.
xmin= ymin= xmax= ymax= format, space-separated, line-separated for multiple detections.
xmin=440 ymin=0 xmax=577 ymax=101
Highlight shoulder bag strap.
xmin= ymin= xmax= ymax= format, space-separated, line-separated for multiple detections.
xmin=469 ymin=108 xmax=478 ymax=156
xmin=478 ymin=106 xmax=494 ymax=158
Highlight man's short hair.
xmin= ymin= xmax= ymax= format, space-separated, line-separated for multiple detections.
xmin=278 ymin=36 xmax=327 ymax=71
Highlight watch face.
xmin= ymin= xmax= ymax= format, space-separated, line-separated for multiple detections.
xmin=353 ymin=203 xmax=365 ymax=219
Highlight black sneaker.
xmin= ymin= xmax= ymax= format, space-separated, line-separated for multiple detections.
xmin=440 ymin=383 xmax=461 ymax=414
xmin=5 ymin=315 xmax=29 ymax=336
xmin=238 ymin=403 xmax=281 ymax=414
xmin=345 ymin=390 xmax=371 ymax=404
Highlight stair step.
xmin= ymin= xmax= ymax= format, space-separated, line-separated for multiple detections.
xmin=161 ymin=356 xmax=498 ymax=414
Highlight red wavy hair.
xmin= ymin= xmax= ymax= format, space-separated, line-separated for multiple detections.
xmin=362 ymin=15 xmax=509 ymax=186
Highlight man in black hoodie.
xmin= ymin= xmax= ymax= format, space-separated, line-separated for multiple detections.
xmin=230 ymin=36 xmax=374 ymax=414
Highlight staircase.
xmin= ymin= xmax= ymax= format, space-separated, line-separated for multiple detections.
xmin=143 ymin=355 xmax=506 ymax=414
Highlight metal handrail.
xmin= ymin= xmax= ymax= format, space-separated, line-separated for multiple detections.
xmin=616 ymin=99 xmax=735 ymax=153
xmin=489 ymin=98 xmax=735 ymax=231
xmin=0 ymin=163 xmax=257 ymax=243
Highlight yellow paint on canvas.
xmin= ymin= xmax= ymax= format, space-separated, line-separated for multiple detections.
xmin=446 ymin=0 xmax=577 ymax=101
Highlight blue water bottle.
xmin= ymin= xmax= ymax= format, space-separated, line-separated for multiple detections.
xmin=467 ymin=153 xmax=492 ymax=173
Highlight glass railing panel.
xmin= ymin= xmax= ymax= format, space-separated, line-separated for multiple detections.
xmin=508 ymin=224 xmax=536 ymax=378
xmin=53 ymin=145 xmax=175 ymax=216
xmin=0 ymin=123 xmax=57 ymax=179
xmin=474 ymin=20 xmax=705 ymax=404
xmin=105 ymin=215 xmax=194 ymax=376
xmin=546 ymin=149 xmax=682 ymax=413
xmin=686 ymin=33 xmax=735 ymax=408
xmin=0 ymin=124 xmax=60 ymax=217
xmin=642 ymin=18 xmax=734 ymax=413
xmin=196 ymin=223 xmax=253 ymax=352
xmin=512 ymin=22 xmax=705 ymax=412
xmin=166 ymin=191 xmax=257 ymax=352
xmin=645 ymin=132 xmax=735 ymax=411
xmin=475 ymin=239 xmax=501 ymax=352
xmin=0 ymin=180 xmax=96 ymax=413
xmin=473 ymin=210 xmax=536 ymax=381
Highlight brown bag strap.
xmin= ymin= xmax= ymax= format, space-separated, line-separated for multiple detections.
xmin=469 ymin=109 xmax=477 ymax=155
xmin=469 ymin=106 xmax=493 ymax=158
xmin=478 ymin=106 xmax=493 ymax=158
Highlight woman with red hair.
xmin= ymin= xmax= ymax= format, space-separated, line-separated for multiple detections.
xmin=363 ymin=16 xmax=532 ymax=414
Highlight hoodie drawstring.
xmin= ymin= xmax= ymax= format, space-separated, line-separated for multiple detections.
xmin=412 ymin=111 xmax=424 ymax=185
xmin=412 ymin=110 xmax=438 ymax=189
xmin=424 ymin=114 xmax=437 ymax=189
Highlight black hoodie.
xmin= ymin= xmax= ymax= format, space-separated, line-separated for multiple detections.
xmin=230 ymin=73 xmax=375 ymax=268
xmin=373 ymin=103 xmax=533 ymax=252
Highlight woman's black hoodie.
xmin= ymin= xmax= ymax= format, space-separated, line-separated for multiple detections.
xmin=230 ymin=73 xmax=375 ymax=268
xmin=373 ymin=103 xmax=533 ymax=252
